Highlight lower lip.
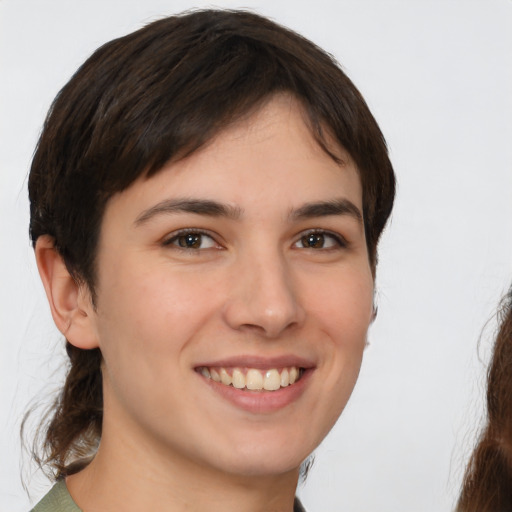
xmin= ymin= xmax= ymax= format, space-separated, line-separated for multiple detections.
xmin=200 ymin=370 xmax=313 ymax=414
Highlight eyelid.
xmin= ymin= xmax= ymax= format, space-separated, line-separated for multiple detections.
xmin=293 ymin=228 xmax=348 ymax=249
xmin=161 ymin=228 xmax=223 ymax=249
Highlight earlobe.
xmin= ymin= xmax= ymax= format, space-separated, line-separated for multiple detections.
xmin=35 ymin=235 xmax=99 ymax=349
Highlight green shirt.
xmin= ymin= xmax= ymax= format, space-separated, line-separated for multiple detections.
xmin=30 ymin=481 xmax=306 ymax=511
xmin=31 ymin=480 xmax=81 ymax=511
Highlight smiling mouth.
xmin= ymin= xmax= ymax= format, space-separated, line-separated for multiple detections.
xmin=196 ymin=366 xmax=305 ymax=391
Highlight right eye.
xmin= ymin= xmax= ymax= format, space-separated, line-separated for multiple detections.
xmin=163 ymin=230 xmax=219 ymax=250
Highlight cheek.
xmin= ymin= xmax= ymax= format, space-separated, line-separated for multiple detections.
xmin=94 ymin=263 xmax=231 ymax=410
xmin=93 ymin=267 xmax=214 ymax=419
xmin=305 ymin=265 xmax=373 ymax=410
xmin=98 ymin=261 xmax=220 ymax=345
xmin=302 ymin=276 xmax=371 ymax=449
xmin=305 ymin=265 xmax=374 ymax=341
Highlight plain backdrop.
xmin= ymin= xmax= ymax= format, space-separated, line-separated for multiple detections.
xmin=1 ymin=1 xmax=511 ymax=511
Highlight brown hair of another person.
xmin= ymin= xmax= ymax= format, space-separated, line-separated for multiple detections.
xmin=27 ymin=9 xmax=396 ymax=478
xmin=457 ymin=288 xmax=512 ymax=512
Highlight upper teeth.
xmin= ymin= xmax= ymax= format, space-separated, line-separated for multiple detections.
xmin=199 ymin=366 xmax=301 ymax=391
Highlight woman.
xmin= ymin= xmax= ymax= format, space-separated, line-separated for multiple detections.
xmin=457 ymin=288 xmax=512 ymax=512
xmin=28 ymin=9 xmax=395 ymax=511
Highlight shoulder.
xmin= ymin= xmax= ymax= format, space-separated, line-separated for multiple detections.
xmin=30 ymin=480 xmax=82 ymax=512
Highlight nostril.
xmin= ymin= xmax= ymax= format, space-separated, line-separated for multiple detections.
xmin=238 ymin=323 xmax=271 ymax=335
xmin=238 ymin=319 xmax=299 ymax=339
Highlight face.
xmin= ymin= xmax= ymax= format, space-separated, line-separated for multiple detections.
xmin=87 ymin=95 xmax=374 ymax=479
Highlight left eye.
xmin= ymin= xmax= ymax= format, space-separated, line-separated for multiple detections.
xmin=294 ymin=231 xmax=343 ymax=249
xmin=165 ymin=231 xmax=218 ymax=250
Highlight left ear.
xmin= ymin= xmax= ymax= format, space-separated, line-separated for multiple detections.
xmin=365 ymin=304 xmax=377 ymax=349
xmin=371 ymin=304 xmax=378 ymax=323
xmin=35 ymin=235 xmax=99 ymax=349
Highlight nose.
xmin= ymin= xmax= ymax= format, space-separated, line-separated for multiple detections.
xmin=222 ymin=250 xmax=305 ymax=338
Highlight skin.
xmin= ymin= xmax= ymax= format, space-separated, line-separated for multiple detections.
xmin=36 ymin=95 xmax=375 ymax=512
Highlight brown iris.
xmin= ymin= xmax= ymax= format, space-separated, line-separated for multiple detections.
xmin=177 ymin=233 xmax=202 ymax=248
xmin=301 ymin=233 xmax=325 ymax=248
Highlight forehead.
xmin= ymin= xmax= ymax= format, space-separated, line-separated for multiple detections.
xmin=102 ymin=95 xmax=362 ymax=226
xmin=202 ymin=94 xmax=353 ymax=170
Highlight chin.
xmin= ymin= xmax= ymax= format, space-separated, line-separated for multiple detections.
xmin=209 ymin=434 xmax=314 ymax=478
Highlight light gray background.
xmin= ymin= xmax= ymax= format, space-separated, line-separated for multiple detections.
xmin=1 ymin=1 xmax=511 ymax=511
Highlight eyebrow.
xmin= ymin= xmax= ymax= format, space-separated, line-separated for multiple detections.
xmin=134 ymin=198 xmax=243 ymax=225
xmin=290 ymin=199 xmax=363 ymax=224
xmin=134 ymin=197 xmax=362 ymax=226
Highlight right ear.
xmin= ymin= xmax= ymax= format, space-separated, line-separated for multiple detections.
xmin=35 ymin=235 xmax=99 ymax=349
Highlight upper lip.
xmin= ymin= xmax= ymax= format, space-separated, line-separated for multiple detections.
xmin=194 ymin=354 xmax=316 ymax=370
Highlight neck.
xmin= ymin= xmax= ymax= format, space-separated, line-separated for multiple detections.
xmin=66 ymin=418 xmax=300 ymax=512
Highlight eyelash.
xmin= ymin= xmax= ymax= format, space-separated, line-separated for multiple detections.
xmin=162 ymin=228 xmax=347 ymax=252
xmin=162 ymin=229 xmax=221 ymax=250
xmin=293 ymin=229 xmax=348 ymax=250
